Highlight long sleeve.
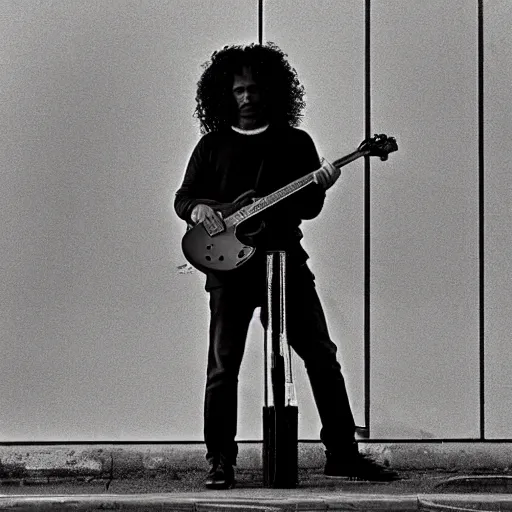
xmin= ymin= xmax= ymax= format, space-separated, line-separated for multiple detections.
xmin=268 ymin=129 xmax=326 ymax=221
xmin=174 ymin=136 xmax=229 ymax=222
xmin=288 ymin=182 xmax=326 ymax=220
xmin=174 ymin=139 xmax=204 ymax=222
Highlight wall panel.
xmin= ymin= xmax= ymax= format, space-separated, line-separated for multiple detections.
xmin=0 ymin=0 xmax=257 ymax=441
xmin=369 ymin=0 xmax=479 ymax=438
xmin=483 ymin=0 xmax=512 ymax=439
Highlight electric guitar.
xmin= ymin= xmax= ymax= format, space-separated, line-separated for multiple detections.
xmin=181 ymin=133 xmax=398 ymax=273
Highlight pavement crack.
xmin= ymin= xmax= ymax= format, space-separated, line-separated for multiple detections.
xmin=104 ymin=453 xmax=114 ymax=491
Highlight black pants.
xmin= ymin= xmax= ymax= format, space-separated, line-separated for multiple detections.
xmin=204 ymin=264 xmax=356 ymax=465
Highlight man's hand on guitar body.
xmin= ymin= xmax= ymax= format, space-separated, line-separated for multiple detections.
xmin=191 ymin=204 xmax=225 ymax=233
xmin=313 ymin=158 xmax=340 ymax=190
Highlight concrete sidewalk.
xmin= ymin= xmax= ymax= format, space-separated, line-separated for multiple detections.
xmin=1 ymin=442 xmax=512 ymax=510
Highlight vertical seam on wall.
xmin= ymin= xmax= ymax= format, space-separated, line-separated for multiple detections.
xmin=258 ymin=0 xmax=263 ymax=44
xmin=478 ymin=0 xmax=485 ymax=440
xmin=364 ymin=0 xmax=372 ymax=435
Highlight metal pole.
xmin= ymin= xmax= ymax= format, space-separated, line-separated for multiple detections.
xmin=364 ymin=0 xmax=372 ymax=436
xmin=262 ymin=251 xmax=298 ymax=488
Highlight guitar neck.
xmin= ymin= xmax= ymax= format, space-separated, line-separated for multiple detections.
xmin=331 ymin=148 xmax=364 ymax=170
xmin=226 ymin=148 xmax=365 ymax=226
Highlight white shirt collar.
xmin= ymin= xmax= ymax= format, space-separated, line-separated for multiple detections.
xmin=231 ymin=124 xmax=270 ymax=135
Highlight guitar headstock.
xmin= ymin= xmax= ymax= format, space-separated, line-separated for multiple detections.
xmin=358 ymin=133 xmax=398 ymax=161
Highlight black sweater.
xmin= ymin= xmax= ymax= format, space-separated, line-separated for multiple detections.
xmin=174 ymin=124 xmax=326 ymax=289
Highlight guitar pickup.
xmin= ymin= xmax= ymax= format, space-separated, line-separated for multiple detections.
xmin=203 ymin=223 xmax=225 ymax=237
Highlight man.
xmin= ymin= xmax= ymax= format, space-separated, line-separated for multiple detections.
xmin=174 ymin=43 xmax=398 ymax=489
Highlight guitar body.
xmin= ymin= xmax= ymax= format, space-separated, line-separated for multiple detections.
xmin=182 ymin=222 xmax=257 ymax=273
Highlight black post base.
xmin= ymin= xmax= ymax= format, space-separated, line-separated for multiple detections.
xmin=262 ymin=405 xmax=298 ymax=488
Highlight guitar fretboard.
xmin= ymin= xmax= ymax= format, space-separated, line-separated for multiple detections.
xmin=226 ymin=173 xmax=315 ymax=226
xmin=248 ymin=173 xmax=315 ymax=215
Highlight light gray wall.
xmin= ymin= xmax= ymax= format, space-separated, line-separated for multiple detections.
xmin=0 ymin=0 xmax=258 ymax=441
xmin=0 ymin=0 xmax=510 ymax=441
xmin=483 ymin=0 xmax=512 ymax=438
xmin=369 ymin=0 xmax=480 ymax=438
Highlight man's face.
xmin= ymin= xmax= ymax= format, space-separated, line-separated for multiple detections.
xmin=232 ymin=66 xmax=267 ymax=128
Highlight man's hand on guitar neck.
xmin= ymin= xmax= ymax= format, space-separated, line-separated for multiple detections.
xmin=313 ymin=158 xmax=340 ymax=190
xmin=190 ymin=204 xmax=225 ymax=233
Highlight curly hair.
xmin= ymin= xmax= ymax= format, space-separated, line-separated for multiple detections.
xmin=194 ymin=42 xmax=306 ymax=133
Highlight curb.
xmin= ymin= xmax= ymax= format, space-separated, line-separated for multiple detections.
xmin=417 ymin=493 xmax=512 ymax=511
xmin=0 ymin=493 xmax=418 ymax=511
xmin=433 ymin=475 xmax=512 ymax=493
xmin=1 ymin=493 xmax=512 ymax=511
xmin=2 ymin=443 xmax=512 ymax=480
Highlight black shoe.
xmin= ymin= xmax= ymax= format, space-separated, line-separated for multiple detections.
xmin=205 ymin=458 xmax=235 ymax=489
xmin=324 ymin=451 xmax=399 ymax=482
